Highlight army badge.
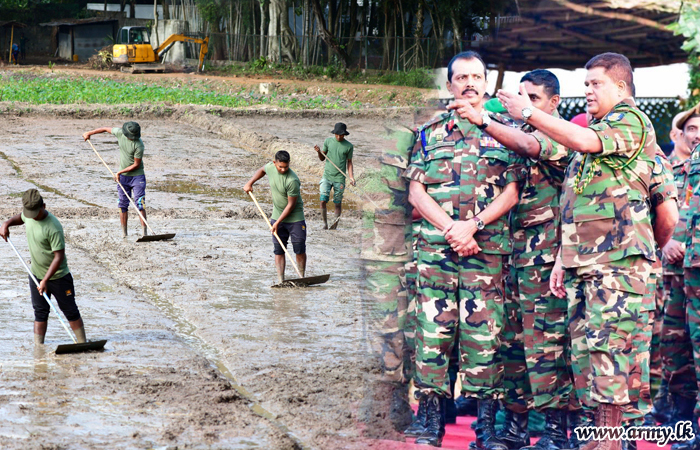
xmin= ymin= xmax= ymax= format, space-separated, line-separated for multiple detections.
xmin=432 ymin=128 xmax=446 ymax=142
xmin=653 ymin=155 xmax=664 ymax=175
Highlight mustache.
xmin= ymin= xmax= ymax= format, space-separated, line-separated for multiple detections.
xmin=462 ymin=88 xmax=478 ymax=96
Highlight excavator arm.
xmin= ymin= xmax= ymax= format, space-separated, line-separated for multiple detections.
xmin=155 ymin=34 xmax=209 ymax=72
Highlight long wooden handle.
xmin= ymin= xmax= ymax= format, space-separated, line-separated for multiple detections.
xmin=7 ymin=237 xmax=77 ymax=343
xmin=86 ymin=139 xmax=155 ymax=235
xmin=320 ymin=149 xmax=380 ymax=210
xmin=247 ymin=191 xmax=303 ymax=279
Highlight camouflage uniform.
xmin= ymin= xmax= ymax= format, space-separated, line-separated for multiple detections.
xmin=661 ymin=153 xmax=696 ymax=397
xmin=562 ymin=99 xmax=656 ymax=409
xmin=683 ymin=144 xmax=700 ymax=416
xmin=361 ymin=127 xmax=416 ymax=385
xmin=404 ymin=111 xmax=525 ymax=399
xmin=622 ymin=149 xmax=677 ymax=424
xmin=501 ymin=119 xmax=574 ymax=414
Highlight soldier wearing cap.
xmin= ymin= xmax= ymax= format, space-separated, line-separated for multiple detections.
xmin=669 ymin=104 xmax=700 ymax=450
xmin=650 ymin=109 xmax=696 ymax=427
xmin=313 ymin=122 xmax=356 ymax=229
xmin=0 ymin=189 xmax=87 ymax=345
xmin=405 ymin=50 xmax=525 ymax=448
xmin=499 ymin=52 xmax=676 ymax=450
xmin=83 ymin=122 xmax=148 ymax=237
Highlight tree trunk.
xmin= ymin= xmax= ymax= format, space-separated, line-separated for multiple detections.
xmin=162 ymin=0 xmax=170 ymax=20
xmin=344 ymin=0 xmax=358 ymax=57
xmin=310 ymin=0 xmax=349 ymax=67
xmin=260 ymin=0 xmax=267 ymax=60
xmin=451 ymin=15 xmax=461 ymax=53
xmin=120 ymin=0 xmax=127 ymax=13
xmin=380 ymin=1 xmax=394 ymax=71
xmin=130 ymin=0 xmax=136 ymax=18
xmin=268 ymin=0 xmax=297 ymax=63
xmin=411 ymin=2 xmax=422 ymax=69
xmin=153 ymin=0 xmax=159 ymax=49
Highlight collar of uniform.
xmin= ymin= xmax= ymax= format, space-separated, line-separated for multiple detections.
xmin=592 ymin=97 xmax=637 ymax=126
xmin=449 ymin=109 xmax=477 ymax=136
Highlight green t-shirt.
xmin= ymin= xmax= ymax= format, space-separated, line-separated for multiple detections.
xmin=111 ymin=127 xmax=145 ymax=176
xmin=21 ymin=211 xmax=70 ymax=281
xmin=322 ymin=137 xmax=354 ymax=183
xmin=263 ymin=162 xmax=305 ymax=223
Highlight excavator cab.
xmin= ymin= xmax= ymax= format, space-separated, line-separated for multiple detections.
xmin=113 ymin=26 xmax=156 ymax=65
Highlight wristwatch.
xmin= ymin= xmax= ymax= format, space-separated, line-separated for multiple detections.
xmin=522 ymin=107 xmax=533 ymax=121
xmin=472 ymin=216 xmax=485 ymax=230
xmin=477 ymin=111 xmax=491 ymax=130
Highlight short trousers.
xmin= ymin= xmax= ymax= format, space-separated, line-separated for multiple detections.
xmin=118 ymin=174 xmax=146 ymax=213
xmin=270 ymin=219 xmax=307 ymax=255
xmin=29 ymin=273 xmax=81 ymax=323
xmin=319 ymin=178 xmax=345 ymax=204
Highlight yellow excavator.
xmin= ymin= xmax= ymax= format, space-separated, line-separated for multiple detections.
xmin=112 ymin=26 xmax=209 ymax=73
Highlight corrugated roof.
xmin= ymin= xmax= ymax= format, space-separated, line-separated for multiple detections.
xmin=40 ymin=18 xmax=118 ymax=27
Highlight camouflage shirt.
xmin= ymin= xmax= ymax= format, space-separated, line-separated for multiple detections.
xmin=404 ymin=110 xmax=525 ymax=254
xmin=663 ymin=152 xmax=690 ymax=275
xmin=648 ymin=148 xmax=678 ymax=279
xmin=683 ymin=144 xmax=700 ymax=269
xmin=360 ymin=126 xmax=415 ymax=262
xmin=511 ymin=113 xmax=572 ymax=268
xmin=560 ymin=98 xmax=657 ymax=268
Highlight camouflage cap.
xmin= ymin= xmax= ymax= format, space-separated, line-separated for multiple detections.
xmin=22 ymin=189 xmax=44 ymax=219
xmin=122 ymin=121 xmax=141 ymax=140
xmin=677 ymin=102 xmax=700 ymax=131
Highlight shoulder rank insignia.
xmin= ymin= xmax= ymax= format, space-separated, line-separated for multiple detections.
xmin=605 ymin=112 xmax=625 ymax=122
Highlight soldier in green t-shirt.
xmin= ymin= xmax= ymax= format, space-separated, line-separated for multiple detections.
xmin=0 ymin=189 xmax=88 ymax=345
xmin=244 ymin=151 xmax=307 ymax=283
xmin=313 ymin=122 xmax=356 ymax=229
xmin=83 ymin=122 xmax=148 ymax=238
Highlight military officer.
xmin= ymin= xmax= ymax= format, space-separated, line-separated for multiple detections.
xmin=406 ymin=50 xmax=525 ymax=448
xmin=451 ymin=69 xmax=572 ymax=450
xmin=499 ymin=52 xmax=675 ymax=450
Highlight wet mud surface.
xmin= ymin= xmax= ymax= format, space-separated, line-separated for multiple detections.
xmin=0 ymin=116 xmax=395 ymax=449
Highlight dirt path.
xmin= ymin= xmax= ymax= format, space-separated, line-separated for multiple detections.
xmin=0 ymin=115 xmax=394 ymax=449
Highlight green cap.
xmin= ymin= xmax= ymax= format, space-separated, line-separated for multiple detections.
xmin=484 ymin=98 xmax=507 ymax=114
xmin=22 ymin=189 xmax=43 ymax=219
xmin=122 ymin=121 xmax=141 ymax=140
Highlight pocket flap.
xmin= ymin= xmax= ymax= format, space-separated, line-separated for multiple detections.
xmin=627 ymin=189 xmax=644 ymax=202
xmin=573 ymin=202 xmax=615 ymax=223
xmin=689 ymin=159 xmax=700 ymax=175
xmin=424 ymin=145 xmax=455 ymax=161
xmin=480 ymin=148 xmax=510 ymax=162
xmin=515 ymin=206 xmax=556 ymax=228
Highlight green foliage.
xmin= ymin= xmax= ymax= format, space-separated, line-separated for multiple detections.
xmin=689 ymin=55 xmax=700 ymax=107
xmin=671 ymin=3 xmax=700 ymax=55
xmin=251 ymin=56 xmax=268 ymax=69
xmin=0 ymin=72 xmax=350 ymax=110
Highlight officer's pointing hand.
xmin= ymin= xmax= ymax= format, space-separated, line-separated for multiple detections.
xmin=447 ymin=99 xmax=481 ymax=125
xmin=496 ymin=83 xmax=533 ymax=120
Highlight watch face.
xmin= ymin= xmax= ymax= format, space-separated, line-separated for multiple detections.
xmin=523 ymin=107 xmax=533 ymax=119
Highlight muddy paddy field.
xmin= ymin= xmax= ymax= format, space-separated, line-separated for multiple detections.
xmin=0 ymin=112 xmax=413 ymax=449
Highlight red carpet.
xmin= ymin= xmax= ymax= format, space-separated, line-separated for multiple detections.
xmin=381 ymin=415 xmax=673 ymax=450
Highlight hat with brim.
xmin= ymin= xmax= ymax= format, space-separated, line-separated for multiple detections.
xmin=122 ymin=121 xmax=141 ymax=140
xmin=677 ymin=103 xmax=700 ymax=131
xmin=331 ymin=123 xmax=349 ymax=136
xmin=22 ymin=189 xmax=43 ymax=219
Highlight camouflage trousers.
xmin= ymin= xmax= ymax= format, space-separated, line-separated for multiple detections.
xmin=414 ymin=244 xmax=505 ymax=399
xmin=661 ymin=273 xmax=696 ymax=396
xmin=361 ymin=259 xmax=412 ymax=384
xmin=621 ymin=273 xmax=655 ymax=423
xmin=649 ymin=276 xmax=665 ymax=385
xmin=566 ymin=256 xmax=649 ymax=407
xmin=502 ymin=262 xmax=571 ymax=413
xmin=684 ymin=268 xmax=700 ymax=415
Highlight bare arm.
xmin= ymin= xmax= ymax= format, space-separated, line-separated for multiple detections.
xmin=497 ymin=85 xmax=603 ymax=154
xmin=653 ymin=199 xmax=679 ymax=249
xmin=347 ymin=159 xmax=355 ymax=185
xmin=37 ymin=249 xmax=65 ymax=295
xmin=115 ymin=157 xmax=142 ymax=179
xmin=243 ymin=166 xmax=267 ymax=192
xmin=82 ymin=127 xmax=113 ymax=141
xmin=276 ymin=196 xmax=298 ymax=224
xmin=0 ymin=214 xmax=24 ymax=241
xmin=314 ymin=145 xmax=326 ymax=161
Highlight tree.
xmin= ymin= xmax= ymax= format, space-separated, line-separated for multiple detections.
xmin=310 ymin=0 xmax=350 ymax=67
